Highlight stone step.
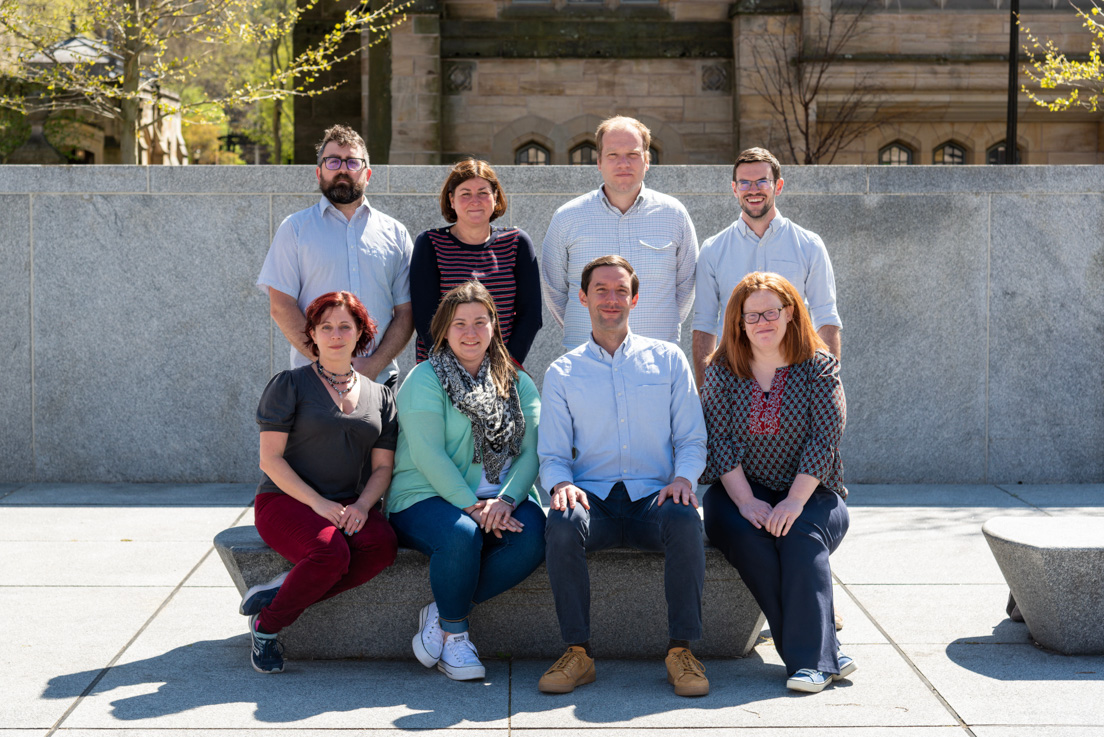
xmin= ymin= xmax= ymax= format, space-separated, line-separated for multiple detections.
xmin=215 ymin=525 xmax=765 ymax=660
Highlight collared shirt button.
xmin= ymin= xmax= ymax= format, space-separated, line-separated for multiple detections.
xmin=620 ymin=418 xmax=625 ymax=423
xmin=622 ymin=445 xmax=627 ymax=449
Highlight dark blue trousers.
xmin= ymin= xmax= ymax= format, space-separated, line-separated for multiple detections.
xmin=544 ymin=482 xmax=705 ymax=644
xmin=703 ymin=480 xmax=849 ymax=674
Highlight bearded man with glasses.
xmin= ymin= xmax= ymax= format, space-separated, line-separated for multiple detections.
xmin=258 ymin=124 xmax=414 ymax=389
xmin=691 ymin=147 xmax=841 ymax=389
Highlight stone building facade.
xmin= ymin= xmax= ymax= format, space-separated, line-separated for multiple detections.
xmin=294 ymin=0 xmax=1103 ymax=166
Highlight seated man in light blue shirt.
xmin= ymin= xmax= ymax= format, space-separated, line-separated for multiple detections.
xmin=537 ymin=255 xmax=709 ymax=698
xmin=691 ymin=147 xmax=841 ymax=386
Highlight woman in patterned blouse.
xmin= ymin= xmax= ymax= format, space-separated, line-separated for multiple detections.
xmin=699 ymin=271 xmax=851 ymax=694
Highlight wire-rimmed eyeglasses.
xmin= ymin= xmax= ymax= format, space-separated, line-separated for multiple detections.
xmin=735 ymin=178 xmax=774 ymax=191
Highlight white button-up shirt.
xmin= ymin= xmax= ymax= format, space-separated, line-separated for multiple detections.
xmin=539 ymin=332 xmax=707 ymax=502
xmin=257 ymin=196 xmax=413 ymax=382
xmin=541 ymin=184 xmax=698 ymax=350
xmin=693 ymin=210 xmax=841 ymax=338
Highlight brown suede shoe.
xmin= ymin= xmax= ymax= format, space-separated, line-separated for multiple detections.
xmin=666 ymin=647 xmax=709 ymax=697
xmin=538 ymin=646 xmax=596 ymax=694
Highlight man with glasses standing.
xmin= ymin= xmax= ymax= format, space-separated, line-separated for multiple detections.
xmin=691 ymin=147 xmax=841 ymax=387
xmin=258 ymin=125 xmax=414 ymax=388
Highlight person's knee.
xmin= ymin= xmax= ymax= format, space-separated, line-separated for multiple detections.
xmin=545 ymin=508 xmax=587 ymax=551
xmin=435 ymin=513 xmax=482 ymax=558
xmin=659 ymin=501 xmax=704 ymax=537
xmin=309 ymin=533 xmax=353 ymax=572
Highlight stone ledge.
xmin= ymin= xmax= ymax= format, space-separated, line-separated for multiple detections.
xmin=983 ymin=515 xmax=1104 ymax=655
xmin=215 ymin=525 xmax=765 ymax=660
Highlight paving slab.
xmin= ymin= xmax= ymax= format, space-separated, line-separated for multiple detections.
xmin=0 ymin=541 xmax=212 ymax=586
xmin=514 ymin=730 xmax=964 ymax=737
xmin=843 ymin=584 xmax=1022 ymax=645
xmin=59 ymin=732 xmax=501 ymax=737
xmin=183 ymin=550 xmax=241 ymax=588
xmin=0 ymin=482 xmax=256 ymax=507
xmin=972 ymin=728 xmax=1104 ymax=737
xmin=832 ymin=506 xmax=1044 ymax=585
xmin=0 ymin=506 xmax=249 ymax=542
xmin=510 ymin=643 xmax=951 ymax=729
xmin=845 ymin=485 xmax=1026 ymax=508
xmin=5 ymin=586 xmax=172 ymax=729
xmin=828 ymin=582 xmax=889 ymax=646
xmin=904 ymin=643 xmax=1104 ymax=726
xmin=63 ymin=586 xmax=510 ymax=730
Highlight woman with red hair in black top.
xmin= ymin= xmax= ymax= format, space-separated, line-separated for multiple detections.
xmin=411 ymin=159 xmax=542 ymax=365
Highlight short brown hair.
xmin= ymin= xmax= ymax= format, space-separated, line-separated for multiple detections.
xmin=316 ymin=125 xmax=367 ymax=166
xmin=439 ymin=159 xmax=508 ymax=223
xmin=733 ymin=147 xmax=781 ymax=182
xmin=429 ymin=281 xmax=518 ymax=397
xmin=303 ymin=291 xmax=377 ymax=359
xmin=580 ymin=255 xmax=639 ymax=298
xmin=709 ymin=272 xmax=825 ymax=380
xmin=596 ymin=116 xmax=651 ymax=161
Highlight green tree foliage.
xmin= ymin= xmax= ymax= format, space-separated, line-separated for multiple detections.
xmin=1022 ymin=7 xmax=1104 ymax=112
xmin=0 ymin=0 xmax=407 ymax=164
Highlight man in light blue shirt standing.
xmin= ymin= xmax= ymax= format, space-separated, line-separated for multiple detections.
xmin=691 ymin=147 xmax=841 ymax=386
xmin=257 ymin=125 xmax=413 ymax=387
xmin=537 ymin=255 xmax=709 ymax=698
xmin=541 ymin=116 xmax=698 ymax=350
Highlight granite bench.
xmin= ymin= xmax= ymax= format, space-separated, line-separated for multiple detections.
xmin=214 ymin=524 xmax=766 ymax=660
xmin=983 ymin=515 xmax=1104 ymax=655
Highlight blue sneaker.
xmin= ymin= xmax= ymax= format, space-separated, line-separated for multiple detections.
xmin=838 ymin=653 xmax=857 ymax=679
xmin=249 ymin=614 xmax=284 ymax=674
xmin=239 ymin=571 xmax=289 ymax=616
xmin=787 ymin=668 xmax=832 ymax=693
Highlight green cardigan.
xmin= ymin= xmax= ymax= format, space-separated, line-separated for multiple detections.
xmin=386 ymin=361 xmax=541 ymax=515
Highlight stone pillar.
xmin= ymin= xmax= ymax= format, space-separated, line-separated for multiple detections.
xmin=388 ymin=1 xmax=442 ymax=164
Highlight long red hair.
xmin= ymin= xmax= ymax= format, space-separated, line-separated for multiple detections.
xmin=709 ymin=272 xmax=826 ymax=379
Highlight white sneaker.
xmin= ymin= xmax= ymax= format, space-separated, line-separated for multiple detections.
xmin=437 ymin=632 xmax=485 ymax=681
xmin=412 ymin=602 xmax=444 ymax=668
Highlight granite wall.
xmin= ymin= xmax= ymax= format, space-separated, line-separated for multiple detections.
xmin=1 ymin=165 xmax=1101 ymax=485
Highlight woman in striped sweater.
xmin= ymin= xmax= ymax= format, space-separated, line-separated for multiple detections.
xmin=411 ymin=159 xmax=543 ymax=366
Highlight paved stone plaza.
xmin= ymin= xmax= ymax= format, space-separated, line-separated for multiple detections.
xmin=3 ymin=482 xmax=1103 ymax=736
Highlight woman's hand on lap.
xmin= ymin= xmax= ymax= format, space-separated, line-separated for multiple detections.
xmin=765 ymin=497 xmax=805 ymax=537
xmin=338 ymin=499 xmax=372 ymax=536
xmin=736 ymin=498 xmax=774 ymax=530
xmin=310 ymin=497 xmax=347 ymax=527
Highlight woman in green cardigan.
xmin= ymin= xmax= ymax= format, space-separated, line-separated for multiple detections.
xmin=387 ymin=280 xmax=545 ymax=681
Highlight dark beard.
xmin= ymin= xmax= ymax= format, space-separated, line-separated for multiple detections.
xmin=321 ymin=176 xmax=364 ymax=205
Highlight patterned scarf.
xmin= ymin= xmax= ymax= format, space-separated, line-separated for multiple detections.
xmin=428 ymin=347 xmax=524 ymax=484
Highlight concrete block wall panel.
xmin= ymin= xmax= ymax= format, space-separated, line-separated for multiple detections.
xmin=0 ymin=195 xmax=32 ymax=480
xmin=0 ymin=165 xmax=1098 ymax=484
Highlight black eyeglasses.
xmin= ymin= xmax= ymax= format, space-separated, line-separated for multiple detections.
xmin=735 ymin=178 xmax=774 ymax=191
xmin=742 ymin=307 xmax=784 ymax=324
xmin=321 ymin=156 xmax=367 ymax=172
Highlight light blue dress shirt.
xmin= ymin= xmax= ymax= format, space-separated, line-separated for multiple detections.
xmin=693 ymin=210 xmax=841 ymax=338
xmin=538 ymin=332 xmax=707 ymax=502
xmin=257 ymin=196 xmax=413 ymax=382
xmin=541 ymin=184 xmax=698 ymax=350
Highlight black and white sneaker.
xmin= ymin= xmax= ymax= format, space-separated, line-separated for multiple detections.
xmin=239 ymin=571 xmax=289 ymax=616
xmin=249 ymin=614 xmax=285 ymax=674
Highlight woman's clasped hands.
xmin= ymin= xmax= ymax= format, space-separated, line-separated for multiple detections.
xmin=465 ymin=498 xmax=524 ymax=538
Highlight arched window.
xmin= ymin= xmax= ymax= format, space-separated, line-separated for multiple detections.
xmin=878 ymin=142 xmax=913 ymax=166
xmin=986 ymin=141 xmax=1021 ymax=165
xmin=933 ymin=141 xmax=966 ymax=165
xmin=648 ymin=146 xmax=660 ymax=165
xmin=515 ymin=142 xmax=549 ymax=165
xmin=570 ymin=142 xmax=597 ymax=165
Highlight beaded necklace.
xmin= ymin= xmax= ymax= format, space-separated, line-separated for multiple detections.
xmin=316 ymin=361 xmax=357 ymax=398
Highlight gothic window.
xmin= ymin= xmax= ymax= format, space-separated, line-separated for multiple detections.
xmin=515 ymin=142 xmax=550 ymax=165
xmin=878 ymin=142 xmax=914 ymax=166
xmin=648 ymin=146 xmax=660 ymax=165
xmin=570 ymin=142 xmax=597 ymax=165
xmin=933 ymin=141 xmax=967 ymax=165
xmin=986 ymin=141 xmax=1022 ymax=165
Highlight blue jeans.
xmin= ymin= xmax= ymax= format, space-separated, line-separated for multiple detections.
xmin=389 ymin=496 xmax=546 ymax=634
xmin=544 ymin=481 xmax=705 ymax=644
xmin=703 ymin=480 xmax=849 ymax=674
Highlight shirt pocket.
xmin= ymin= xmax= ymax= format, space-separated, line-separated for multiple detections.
xmin=630 ymin=240 xmax=676 ymax=288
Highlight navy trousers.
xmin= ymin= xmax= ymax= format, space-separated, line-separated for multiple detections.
xmin=544 ymin=481 xmax=705 ymax=644
xmin=703 ymin=480 xmax=849 ymax=674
